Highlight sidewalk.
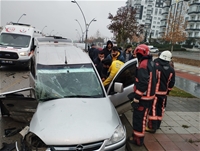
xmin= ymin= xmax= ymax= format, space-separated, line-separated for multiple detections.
xmin=124 ymin=96 xmax=200 ymax=151
xmin=124 ymin=63 xmax=200 ymax=151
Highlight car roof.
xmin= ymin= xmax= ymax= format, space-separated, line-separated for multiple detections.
xmin=35 ymin=37 xmax=92 ymax=65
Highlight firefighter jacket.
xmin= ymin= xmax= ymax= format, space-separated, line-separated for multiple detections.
xmin=154 ymin=58 xmax=175 ymax=95
xmin=134 ymin=55 xmax=157 ymax=101
xmin=103 ymin=60 xmax=124 ymax=87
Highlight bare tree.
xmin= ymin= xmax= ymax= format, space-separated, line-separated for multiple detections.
xmin=95 ymin=30 xmax=101 ymax=39
xmin=162 ymin=12 xmax=187 ymax=51
xmin=132 ymin=33 xmax=145 ymax=44
xmin=107 ymin=6 xmax=141 ymax=47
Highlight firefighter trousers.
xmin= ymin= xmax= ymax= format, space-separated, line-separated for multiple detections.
xmin=148 ymin=96 xmax=166 ymax=130
xmin=132 ymin=100 xmax=152 ymax=146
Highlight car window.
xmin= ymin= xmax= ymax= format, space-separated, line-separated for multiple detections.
xmin=107 ymin=62 xmax=136 ymax=95
xmin=35 ymin=64 xmax=105 ymax=101
xmin=0 ymin=33 xmax=31 ymax=48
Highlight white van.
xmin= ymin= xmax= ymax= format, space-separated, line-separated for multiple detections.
xmin=0 ymin=22 xmax=42 ymax=69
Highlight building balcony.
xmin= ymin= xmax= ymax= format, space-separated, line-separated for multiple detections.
xmin=188 ymin=7 xmax=200 ymax=14
xmin=189 ymin=1 xmax=200 ymax=6
xmin=161 ymin=18 xmax=167 ymax=22
xmin=186 ymin=28 xmax=200 ymax=31
xmin=163 ymin=0 xmax=171 ymax=2
xmin=188 ymin=11 xmax=200 ymax=14
xmin=146 ymin=11 xmax=152 ymax=14
xmin=160 ymin=25 xmax=166 ymax=28
xmin=162 ymin=12 xmax=169 ymax=15
xmin=163 ymin=4 xmax=170 ymax=8
xmin=188 ymin=19 xmax=200 ymax=22
xmin=145 ymin=20 xmax=152 ymax=24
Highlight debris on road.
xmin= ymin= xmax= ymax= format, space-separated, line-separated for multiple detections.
xmin=4 ymin=127 xmax=23 ymax=137
xmin=22 ymin=75 xmax=29 ymax=79
xmin=5 ymin=73 xmax=15 ymax=77
xmin=0 ymin=143 xmax=15 ymax=151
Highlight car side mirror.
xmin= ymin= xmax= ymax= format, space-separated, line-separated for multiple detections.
xmin=114 ymin=82 xmax=123 ymax=93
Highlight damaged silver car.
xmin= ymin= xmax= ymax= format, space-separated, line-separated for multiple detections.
xmin=0 ymin=36 xmax=137 ymax=151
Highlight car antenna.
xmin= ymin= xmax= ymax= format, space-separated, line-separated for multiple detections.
xmin=65 ymin=50 xmax=67 ymax=64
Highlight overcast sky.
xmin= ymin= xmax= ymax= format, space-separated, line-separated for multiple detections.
xmin=0 ymin=0 xmax=127 ymax=41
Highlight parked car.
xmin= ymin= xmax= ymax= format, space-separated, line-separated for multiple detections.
xmin=148 ymin=45 xmax=159 ymax=53
xmin=0 ymin=36 xmax=138 ymax=151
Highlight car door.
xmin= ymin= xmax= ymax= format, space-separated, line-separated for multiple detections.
xmin=107 ymin=58 xmax=137 ymax=114
xmin=0 ymin=87 xmax=37 ymax=123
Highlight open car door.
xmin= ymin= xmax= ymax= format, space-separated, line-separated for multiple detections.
xmin=0 ymin=87 xmax=37 ymax=123
xmin=107 ymin=58 xmax=137 ymax=114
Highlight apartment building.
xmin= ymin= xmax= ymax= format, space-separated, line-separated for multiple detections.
xmin=186 ymin=0 xmax=200 ymax=44
xmin=160 ymin=0 xmax=189 ymax=37
xmin=127 ymin=0 xmax=200 ymax=45
xmin=127 ymin=0 xmax=163 ymax=39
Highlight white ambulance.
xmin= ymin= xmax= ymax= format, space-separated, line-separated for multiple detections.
xmin=0 ymin=22 xmax=42 ymax=69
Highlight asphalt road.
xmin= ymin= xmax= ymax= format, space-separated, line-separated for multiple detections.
xmin=0 ymin=66 xmax=30 ymax=150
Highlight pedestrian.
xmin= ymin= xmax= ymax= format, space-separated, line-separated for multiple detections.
xmin=103 ymin=40 xmax=113 ymax=58
xmin=106 ymin=46 xmax=125 ymax=63
xmin=127 ymin=44 xmax=157 ymax=146
xmin=101 ymin=58 xmax=124 ymax=89
xmin=129 ymin=49 xmax=137 ymax=60
xmin=122 ymin=45 xmax=133 ymax=62
xmin=93 ymin=50 xmax=105 ymax=78
xmin=88 ymin=44 xmax=99 ymax=62
xmin=146 ymin=50 xmax=175 ymax=133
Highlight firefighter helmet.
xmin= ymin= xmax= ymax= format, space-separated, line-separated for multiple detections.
xmin=159 ymin=50 xmax=172 ymax=61
xmin=134 ymin=44 xmax=150 ymax=56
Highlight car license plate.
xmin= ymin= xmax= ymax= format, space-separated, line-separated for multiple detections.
xmin=1 ymin=60 xmax=13 ymax=64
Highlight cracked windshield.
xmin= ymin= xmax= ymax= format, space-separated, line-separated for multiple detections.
xmin=35 ymin=64 xmax=104 ymax=101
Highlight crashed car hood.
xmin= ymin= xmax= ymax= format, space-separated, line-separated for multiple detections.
xmin=30 ymin=98 xmax=120 ymax=145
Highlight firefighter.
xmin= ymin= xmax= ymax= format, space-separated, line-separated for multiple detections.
xmin=146 ymin=50 xmax=175 ymax=133
xmin=128 ymin=44 xmax=157 ymax=146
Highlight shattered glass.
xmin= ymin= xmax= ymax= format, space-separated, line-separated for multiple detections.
xmin=35 ymin=64 xmax=104 ymax=101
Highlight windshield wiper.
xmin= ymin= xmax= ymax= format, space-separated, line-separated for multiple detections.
xmin=64 ymin=95 xmax=97 ymax=98
xmin=39 ymin=97 xmax=61 ymax=101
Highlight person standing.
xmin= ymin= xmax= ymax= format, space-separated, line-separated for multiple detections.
xmin=106 ymin=46 xmax=125 ymax=63
xmin=122 ymin=45 xmax=133 ymax=62
xmin=103 ymin=40 xmax=113 ymax=58
xmin=128 ymin=44 xmax=157 ymax=146
xmin=93 ymin=50 xmax=105 ymax=78
xmin=88 ymin=44 xmax=99 ymax=62
xmin=146 ymin=50 xmax=175 ymax=133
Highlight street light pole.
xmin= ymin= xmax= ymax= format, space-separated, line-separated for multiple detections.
xmin=50 ymin=30 xmax=54 ymax=35
xmin=85 ymin=18 xmax=97 ymax=48
xmin=75 ymin=19 xmax=84 ymax=42
xmin=42 ymin=26 xmax=47 ymax=33
xmin=71 ymin=0 xmax=87 ymax=51
xmin=17 ymin=14 xmax=26 ymax=23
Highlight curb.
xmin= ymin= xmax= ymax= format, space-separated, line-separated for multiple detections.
xmin=120 ymin=114 xmax=148 ymax=151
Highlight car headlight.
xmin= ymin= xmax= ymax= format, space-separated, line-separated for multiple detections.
xmin=24 ymin=132 xmax=48 ymax=151
xmin=19 ymin=51 xmax=28 ymax=56
xmin=106 ymin=125 xmax=126 ymax=146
